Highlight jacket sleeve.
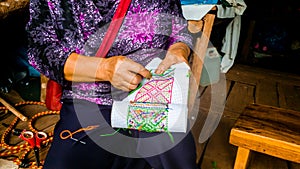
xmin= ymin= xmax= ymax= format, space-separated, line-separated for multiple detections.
xmin=26 ymin=0 xmax=78 ymax=85
xmin=168 ymin=0 xmax=193 ymax=49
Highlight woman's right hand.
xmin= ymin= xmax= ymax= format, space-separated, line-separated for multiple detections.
xmin=101 ymin=56 xmax=152 ymax=91
xmin=64 ymin=54 xmax=151 ymax=92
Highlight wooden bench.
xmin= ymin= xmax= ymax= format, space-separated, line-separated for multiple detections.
xmin=229 ymin=104 xmax=300 ymax=169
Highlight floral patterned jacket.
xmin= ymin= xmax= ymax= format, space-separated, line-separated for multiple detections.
xmin=26 ymin=0 xmax=192 ymax=105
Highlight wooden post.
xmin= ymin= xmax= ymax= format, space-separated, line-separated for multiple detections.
xmin=233 ymin=147 xmax=251 ymax=169
xmin=0 ymin=97 xmax=28 ymax=121
xmin=189 ymin=13 xmax=216 ymax=110
xmin=187 ymin=12 xmax=216 ymax=164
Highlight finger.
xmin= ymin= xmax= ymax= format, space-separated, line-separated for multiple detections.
xmin=177 ymin=54 xmax=189 ymax=64
xmin=155 ymin=60 xmax=172 ymax=74
xmin=128 ymin=83 xmax=139 ymax=91
xmin=121 ymin=71 xmax=143 ymax=85
xmin=114 ymin=72 xmax=142 ymax=89
xmin=125 ymin=59 xmax=152 ymax=79
xmin=138 ymin=68 xmax=152 ymax=79
xmin=117 ymin=81 xmax=138 ymax=91
xmin=130 ymin=74 xmax=143 ymax=85
xmin=113 ymin=81 xmax=131 ymax=92
xmin=125 ymin=74 xmax=143 ymax=91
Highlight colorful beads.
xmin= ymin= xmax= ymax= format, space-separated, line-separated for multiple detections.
xmin=0 ymin=101 xmax=60 ymax=168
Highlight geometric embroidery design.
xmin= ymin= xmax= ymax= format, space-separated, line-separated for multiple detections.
xmin=127 ymin=68 xmax=175 ymax=132
xmin=134 ymin=68 xmax=175 ymax=104
xmin=127 ymin=102 xmax=168 ymax=132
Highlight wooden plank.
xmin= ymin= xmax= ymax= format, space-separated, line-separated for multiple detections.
xmin=0 ymin=113 xmax=17 ymax=135
xmin=277 ymin=82 xmax=300 ymax=169
xmin=192 ymin=85 xmax=215 ymax=133
xmin=0 ymin=0 xmax=29 ymax=19
xmin=230 ymin=104 xmax=300 ymax=163
xmin=277 ymin=84 xmax=300 ymax=169
xmin=225 ymin=82 xmax=255 ymax=114
xmin=0 ymin=90 xmax=24 ymax=104
xmin=290 ymin=162 xmax=300 ymax=169
xmin=278 ymin=83 xmax=300 ymax=111
xmin=198 ymin=73 xmax=227 ymax=142
xmin=252 ymin=80 xmax=289 ymax=168
xmin=222 ymin=80 xmax=238 ymax=120
xmin=226 ymin=64 xmax=300 ymax=85
xmin=201 ymin=110 xmax=237 ymax=169
xmin=230 ymin=129 xmax=300 ymax=163
xmin=226 ymin=80 xmax=233 ymax=97
xmin=31 ymin=114 xmax=59 ymax=131
xmin=191 ymin=84 xmax=210 ymax=164
xmin=225 ymin=66 xmax=261 ymax=86
xmin=255 ymin=79 xmax=278 ymax=106
xmin=248 ymin=152 xmax=288 ymax=169
xmin=193 ymin=73 xmax=228 ymax=164
xmin=195 ymin=75 xmax=228 ymax=127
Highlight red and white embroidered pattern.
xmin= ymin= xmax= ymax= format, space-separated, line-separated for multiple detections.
xmin=134 ymin=69 xmax=175 ymax=104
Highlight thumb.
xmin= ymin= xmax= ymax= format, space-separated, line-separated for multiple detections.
xmin=155 ymin=59 xmax=172 ymax=75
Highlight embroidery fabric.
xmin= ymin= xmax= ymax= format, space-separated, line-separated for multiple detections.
xmin=111 ymin=58 xmax=190 ymax=133
xmin=127 ymin=68 xmax=175 ymax=132
xmin=127 ymin=102 xmax=168 ymax=132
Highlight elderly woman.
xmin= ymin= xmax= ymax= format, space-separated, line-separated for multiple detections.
xmin=26 ymin=0 xmax=198 ymax=168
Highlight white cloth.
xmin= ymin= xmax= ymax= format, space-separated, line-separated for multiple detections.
xmin=217 ymin=0 xmax=247 ymax=18
xmin=181 ymin=4 xmax=215 ymax=20
xmin=216 ymin=0 xmax=247 ymax=73
xmin=220 ymin=15 xmax=241 ymax=73
xmin=181 ymin=1 xmax=247 ymax=73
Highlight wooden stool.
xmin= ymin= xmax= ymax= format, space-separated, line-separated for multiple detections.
xmin=229 ymin=104 xmax=300 ymax=169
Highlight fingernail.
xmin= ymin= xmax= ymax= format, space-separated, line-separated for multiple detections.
xmin=146 ymin=73 xmax=152 ymax=79
xmin=155 ymin=69 xmax=163 ymax=75
xmin=139 ymin=69 xmax=152 ymax=79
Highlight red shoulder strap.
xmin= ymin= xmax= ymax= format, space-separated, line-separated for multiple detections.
xmin=95 ymin=0 xmax=132 ymax=58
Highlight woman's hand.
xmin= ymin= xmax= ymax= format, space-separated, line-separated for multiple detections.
xmin=64 ymin=54 xmax=151 ymax=91
xmin=155 ymin=42 xmax=191 ymax=74
xmin=102 ymin=56 xmax=151 ymax=91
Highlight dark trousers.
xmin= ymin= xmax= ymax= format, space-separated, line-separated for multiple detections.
xmin=43 ymin=99 xmax=197 ymax=169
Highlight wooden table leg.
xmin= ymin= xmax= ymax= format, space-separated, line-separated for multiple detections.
xmin=234 ymin=147 xmax=251 ymax=169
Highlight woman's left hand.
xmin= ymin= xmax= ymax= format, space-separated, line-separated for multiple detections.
xmin=155 ymin=42 xmax=190 ymax=74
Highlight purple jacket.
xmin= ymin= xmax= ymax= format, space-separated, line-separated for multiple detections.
xmin=26 ymin=0 xmax=192 ymax=105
